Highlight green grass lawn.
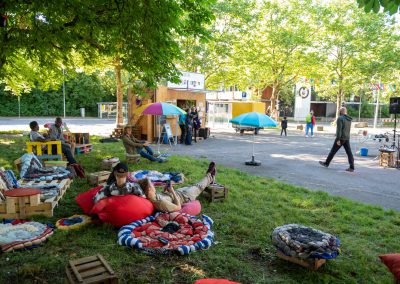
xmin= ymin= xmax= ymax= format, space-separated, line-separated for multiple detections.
xmin=0 ymin=135 xmax=399 ymax=283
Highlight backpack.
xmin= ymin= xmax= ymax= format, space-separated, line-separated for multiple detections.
xmin=68 ymin=163 xmax=86 ymax=178
xmin=305 ymin=114 xmax=312 ymax=123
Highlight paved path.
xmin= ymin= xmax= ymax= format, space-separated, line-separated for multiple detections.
xmin=166 ymin=127 xmax=400 ymax=211
xmin=1 ymin=117 xmax=399 ymax=210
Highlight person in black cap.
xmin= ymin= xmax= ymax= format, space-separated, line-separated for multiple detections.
xmin=93 ymin=162 xmax=145 ymax=203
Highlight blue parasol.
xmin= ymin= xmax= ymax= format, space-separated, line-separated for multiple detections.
xmin=230 ymin=112 xmax=278 ymax=166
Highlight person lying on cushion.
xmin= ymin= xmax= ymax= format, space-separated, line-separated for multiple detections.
xmin=121 ymin=126 xmax=166 ymax=163
xmin=93 ymin=163 xmax=145 ymax=203
xmin=137 ymin=162 xmax=216 ymax=212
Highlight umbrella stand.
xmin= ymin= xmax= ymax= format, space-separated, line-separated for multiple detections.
xmin=245 ymin=131 xmax=261 ymax=166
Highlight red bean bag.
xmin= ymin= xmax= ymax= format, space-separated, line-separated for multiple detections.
xmin=76 ymin=186 xmax=154 ymax=227
xmin=91 ymin=195 xmax=154 ymax=228
xmin=75 ymin=186 xmax=103 ymax=214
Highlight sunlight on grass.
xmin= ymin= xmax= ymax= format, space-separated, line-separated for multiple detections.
xmin=0 ymin=136 xmax=399 ymax=283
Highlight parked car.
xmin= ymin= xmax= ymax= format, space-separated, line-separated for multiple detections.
xmin=233 ymin=125 xmax=262 ymax=135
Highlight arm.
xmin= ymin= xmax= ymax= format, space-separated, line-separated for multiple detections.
xmin=48 ymin=126 xmax=58 ymax=140
xmin=122 ymin=135 xmax=144 ymax=148
xmin=164 ymin=186 xmax=182 ymax=211
xmin=336 ymin=117 xmax=343 ymax=139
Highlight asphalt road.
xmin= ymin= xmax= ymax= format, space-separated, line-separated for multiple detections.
xmin=1 ymin=117 xmax=399 ymax=210
xmin=166 ymin=127 xmax=400 ymax=211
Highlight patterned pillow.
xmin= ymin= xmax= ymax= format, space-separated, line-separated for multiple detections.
xmin=380 ymin=254 xmax=400 ymax=280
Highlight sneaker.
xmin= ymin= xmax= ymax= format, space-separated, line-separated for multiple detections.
xmin=345 ymin=168 xmax=354 ymax=172
xmin=157 ymin=158 xmax=167 ymax=163
xmin=311 ymin=135 xmax=315 ymax=137
xmin=153 ymin=153 xmax=161 ymax=158
xmin=206 ymin=161 xmax=216 ymax=179
xmin=305 ymin=135 xmax=309 ymax=137
xmin=319 ymin=161 xmax=328 ymax=167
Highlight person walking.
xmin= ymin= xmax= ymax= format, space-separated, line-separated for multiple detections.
xmin=185 ymin=108 xmax=193 ymax=145
xmin=191 ymin=107 xmax=201 ymax=143
xmin=280 ymin=116 xmax=288 ymax=136
xmin=305 ymin=110 xmax=316 ymax=137
xmin=179 ymin=113 xmax=186 ymax=144
xmin=319 ymin=107 xmax=354 ymax=172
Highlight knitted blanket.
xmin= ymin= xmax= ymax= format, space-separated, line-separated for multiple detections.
xmin=127 ymin=170 xmax=184 ymax=186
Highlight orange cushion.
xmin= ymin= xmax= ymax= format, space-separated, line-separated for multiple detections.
xmin=380 ymin=254 xmax=400 ymax=280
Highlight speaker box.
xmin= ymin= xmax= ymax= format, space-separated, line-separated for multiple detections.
xmin=199 ymin=128 xmax=210 ymax=139
xmin=389 ymin=97 xmax=400 ymax=114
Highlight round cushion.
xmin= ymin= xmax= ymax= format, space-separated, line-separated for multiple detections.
xmin=178 ymin=200 xmax=201 ymax=216
xmin=56 ymin=214 xmax=92 ymax=230
xmin=91 ymin=195 xmax=154 ymax=228
xmin=271 ymin=224 xmax=340 ymax=259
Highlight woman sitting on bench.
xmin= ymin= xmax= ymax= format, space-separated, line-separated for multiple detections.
xmin=121 ymin=127 xmax=166 ymax=163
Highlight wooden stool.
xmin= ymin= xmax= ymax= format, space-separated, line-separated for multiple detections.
xmin=88 ymin=171 xmax=111 ymax=186
xmin=4 ymin=188 xmax=41 ymax=219
xmin=126 ymin=153 xmax=141 ymax=164
xmin=204 ymin=183 xmax=228 ymax=202
xmin=65 ymin=254 xmax=118 ymax=284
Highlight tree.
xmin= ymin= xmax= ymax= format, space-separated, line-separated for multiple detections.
xmin=0 ymin=0 xmax=214 ymax=123
xmin=229 ymin=0 xmax=318 ymax=117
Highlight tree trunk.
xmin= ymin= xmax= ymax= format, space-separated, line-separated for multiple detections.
xmin=270 ymin=83 xmax=280 ymax=121
xmin=114 ymin=59 xmax=124 ymax=126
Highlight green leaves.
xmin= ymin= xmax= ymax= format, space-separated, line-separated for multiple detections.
xmin=357 ymin=0 xmax=399 ymax=15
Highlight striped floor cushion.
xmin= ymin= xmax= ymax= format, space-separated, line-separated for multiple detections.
xmin=118 ymin=212 xmax=214 ymax=255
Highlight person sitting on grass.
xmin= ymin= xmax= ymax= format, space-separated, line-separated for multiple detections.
xmin=29 ymin=120 xmax=77 ymax=165
xmin=121 ymin=126 xmax=166 ymax=163
xmin=137 ymin=162 xmax=216 ymax=212
xmin=93 ymin=162 xmax=145 ymax=203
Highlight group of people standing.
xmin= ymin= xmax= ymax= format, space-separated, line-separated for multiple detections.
xmin=179 ymin=107 xmax=201 ymax=145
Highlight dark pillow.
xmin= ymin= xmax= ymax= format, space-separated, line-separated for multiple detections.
xmin=379 ymin=253 xmax=400 ymax=280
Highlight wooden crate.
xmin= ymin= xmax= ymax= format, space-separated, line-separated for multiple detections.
xmin=379 ymin=151 xmax=396 ymax=168
xmin=276 ymin=251 xmax=326 ymax=270
xmin=88 ymin=171 xmax=111 ymax=186
xmin=75 ymin=144 xmax=93 ymax=155
xmin=204 ymin=183 xmax=228 ymax=202
xmin=101 ymin=159 xmax=119 ymax=171
xmin=0 ymin=178 xmax=72 ymax=218
xmin=317 ymin=126 xmax=324 ymax=131
xmin=297 ymin=125 xmax=303 ymax=130
xmin=111 ymin=128 xmax=123 ymax=138
xmin=65 ymin=254 xmax=118 ymax=284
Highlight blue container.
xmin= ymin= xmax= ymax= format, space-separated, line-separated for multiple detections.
xmin=360 ymin=148 xmax=368 ymax=156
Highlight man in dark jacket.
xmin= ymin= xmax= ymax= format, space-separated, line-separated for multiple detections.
xmin=319 ymin=107 xmax=355 ymax=172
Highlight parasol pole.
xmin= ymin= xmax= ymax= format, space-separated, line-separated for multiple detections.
xmin=252 ymin=132 xmax=255 ymax=162
xmin=157 ymin=115 xmax=161 ymax=154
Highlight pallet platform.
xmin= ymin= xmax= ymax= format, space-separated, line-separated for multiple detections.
xmin=75 ymin=144 xmax=93 ymax=155
xmin=0 ymin=178 xmax=72 ymax=218
xmin=276 ymin=251 xmax=326 ymax=270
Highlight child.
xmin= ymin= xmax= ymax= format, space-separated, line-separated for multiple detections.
xmin=281 ymin=116 xmax=288 ymax=136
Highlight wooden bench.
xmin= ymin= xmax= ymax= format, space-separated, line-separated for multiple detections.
xmin=276 ymin=251 xmax=326 ymax=270
xmin=26 ymin=141 xmax=63 ymax=161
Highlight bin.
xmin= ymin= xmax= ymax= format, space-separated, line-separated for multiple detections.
xmin=360 ymin=148 xmax=368 ymax=156
xmin=80 ymin=108 xmax=85 ymax=117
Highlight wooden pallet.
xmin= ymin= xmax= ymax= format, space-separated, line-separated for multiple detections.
xmin=88 ymin=171 xmax=111 ymax=186
xmin=75 ymin=144 xmax=93 ymax=155
xmin=65 ymin=254 xmax=118 ymax=284
xmin=276 ymin=251 xmax=326 ymax=270
xmin=0 ymin=178 xmax=72 ymax=218
xmin=101 ymin=160 xmax=119 ymax=171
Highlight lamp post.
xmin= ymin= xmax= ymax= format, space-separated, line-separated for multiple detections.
xmin=373 ymin=79 xmax=381 ymax=129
